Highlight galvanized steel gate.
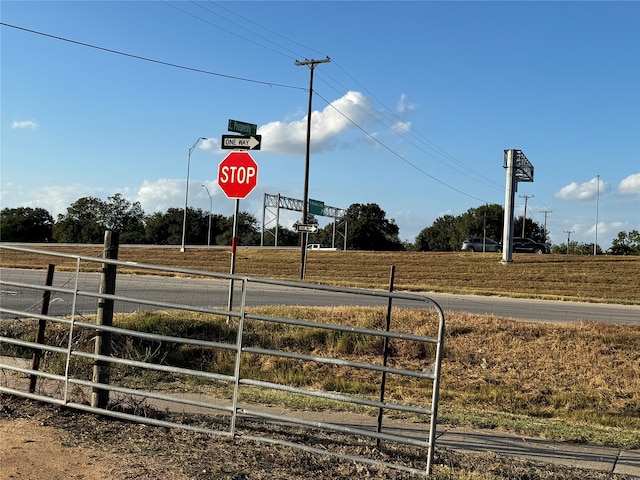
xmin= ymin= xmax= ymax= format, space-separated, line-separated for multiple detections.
xmin=0 ymin=245 xmax=445 ymax=476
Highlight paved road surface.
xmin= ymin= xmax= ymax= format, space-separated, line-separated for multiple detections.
xmin=1 ymin=267 xmax=638 ymax=324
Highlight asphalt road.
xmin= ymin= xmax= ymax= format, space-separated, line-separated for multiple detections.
xmin=1 ymin=267 xmax=638 ymax=325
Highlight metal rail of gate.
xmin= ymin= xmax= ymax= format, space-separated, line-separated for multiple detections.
xmin=0 ymin=244 xmax=445 ymax=476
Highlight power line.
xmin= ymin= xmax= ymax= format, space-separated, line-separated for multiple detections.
xmin=169 ymin=2 xmax=501 ymax=195
xmin=2 ymin=17 xmax=496 ymax=206
xmin=0 ymin=22 xmax=304 ymax=91
xmin=313 ymin=91 xmax=489 ymax=204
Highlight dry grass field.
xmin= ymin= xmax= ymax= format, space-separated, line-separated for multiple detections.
xmin=1 ymin=245 xmax=639 ymax=304
xmin=1 ymin=244 xmax=639 ymax=479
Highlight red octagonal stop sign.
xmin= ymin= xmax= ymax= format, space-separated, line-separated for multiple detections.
xmin=217 ymin=151 xmax=258 ymax=199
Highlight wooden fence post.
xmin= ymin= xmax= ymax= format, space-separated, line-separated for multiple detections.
xmin=29 ymin=264 xmax=56 ymax=393
xmin=91 ymin=230 xmax=119 ymax=408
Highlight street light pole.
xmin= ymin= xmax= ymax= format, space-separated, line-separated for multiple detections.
xmin=180 ymin=137 xmax=207 ymax=252
xmin=594 ymin=174 xmax=600 ymax=255
xmin=202 ymin=184 xmax=213 ymax=247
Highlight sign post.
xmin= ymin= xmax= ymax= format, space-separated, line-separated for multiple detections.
xmin=217 ymin=150 xmax=259 ymax=317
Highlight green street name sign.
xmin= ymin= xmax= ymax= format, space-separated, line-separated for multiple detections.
xmin=228 ymin=119 xmax=257 ymax=136
xmin=309 ymin=199 xmax=325 ymax=215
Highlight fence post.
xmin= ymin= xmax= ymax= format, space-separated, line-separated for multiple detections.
xmin=91 ymin=230 xmax=119 ymax=408
xmin=376 ymin=264 xmax=395 ymax=444
xmin=29 ymin=263 xmax=56 ymax=393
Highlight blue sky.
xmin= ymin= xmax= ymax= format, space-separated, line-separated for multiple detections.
xmin=2 ymin=1 xmax=639 ymax=248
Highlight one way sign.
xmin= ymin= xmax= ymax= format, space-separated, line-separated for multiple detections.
xmin=221 ymin=134 xmax=262 ymax=150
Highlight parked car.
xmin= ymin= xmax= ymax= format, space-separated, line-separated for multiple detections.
xmin=511 ymin=237 xmax=550 ymax=254
xmin=461 ymin=238 xmax=502 ymax=253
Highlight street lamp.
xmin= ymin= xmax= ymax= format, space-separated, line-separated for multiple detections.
xmin=202 ymin=184 xmax=213 ymax=247
xmin=594 ymin=174 xmax=600 ymax=255
xmin=180 ymin=137 xmax=207 ymax=252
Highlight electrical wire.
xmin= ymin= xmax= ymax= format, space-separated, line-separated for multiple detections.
xmin=0 ymin=22 xmax=304 ymax=91
xmin=168 ymin=2 xmax=501 ymax=199
xmin=2 ymin=13 xmax=496 ymax=204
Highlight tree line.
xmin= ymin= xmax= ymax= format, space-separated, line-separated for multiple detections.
xmin=0 ymin=194 xmax=403 ymax=250
xmin=1 ymin=194 xmax=638 ymax=254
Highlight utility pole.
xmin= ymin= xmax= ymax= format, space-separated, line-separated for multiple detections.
xmin=295 ymin=56 xmax=330 ymax=279
xmin=540 ymin=210 xmax=552 ymax=241
xmin=519 ymin=194 xmax=534 ymax=238
xmin=564 ymin=230 xmax=574 ymax=254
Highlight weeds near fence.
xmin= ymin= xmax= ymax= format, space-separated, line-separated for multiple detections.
xmin=3 ymin=306 xmax=639 ymax=449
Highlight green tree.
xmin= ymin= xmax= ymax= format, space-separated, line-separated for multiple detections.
xmin=145 ymin=208 xmax=184 ymax=245
xmin=415 ymin=204 xmax=505 ymax=252
xmin=52 ymin=194 xmax=150 ymax=244
xmin=609 ymin=230 xmax=640 ymax=255
xmin=103 ymin=194 xmax=146 ymax=243
xmin=343 ymin=203 xmax=402 ymax=251
xmin=216 ymin=211 xmax=261 ymax=246
xmin=415 ymin=215 xmax=457 ymax=251
xmin=0 ymin=207 xmax=54 ymax=242
xmin=52 ymin=197 xmax=106 ymax=243
xmin=452 ymin=204 xmax=504 ymax=249
xmin=262 ymin=225 xmax=299 ymax=246
xmin=513 ymin=216 xmax=547 ymax=243
xmin=145 ymin=207 xmax=219 ymax=245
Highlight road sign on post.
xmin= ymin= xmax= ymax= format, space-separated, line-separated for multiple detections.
xmin=296 ymin=224 xmax=318 ymax=233
xmin=228 ymin=119 xmax=257 ymax=136
xmin=221 ymin=134 xmax=262 ymax=150
xmin=217 ymin=151 xmax=258 ymax=199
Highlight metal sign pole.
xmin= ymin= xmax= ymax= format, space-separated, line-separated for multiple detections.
xmin=227 ymin=199 xmax=240 ymax=316
xmin=502 ymin=149 xmax=516 ymax=263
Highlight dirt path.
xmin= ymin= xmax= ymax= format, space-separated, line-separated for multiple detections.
xmin=0 ymin=418 xmax=121 ymax=480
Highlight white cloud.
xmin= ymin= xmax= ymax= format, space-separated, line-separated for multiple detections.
xmin=12 ymin=120 xmax=38 ymax=129
xmin=555 ymin=177 xmax=609 ymax=201
xmin=201 ymin=138 xmax=224 ymax=155
xmin=0 ymin=184 xmax=99 ymax=217
xmin=135 ymin=177 xmax=231 ymax=215
xmin=396 ymin=94 xmax=416 ymax=115
xmin=392 ymin=121 xmax=411 ymax=134
xmin=619 ymin=173 xmax=640 ymax=195
xmin=136 ymin=179 xmax=186 ymax=213
xmin=258 ymin=91 xmax=373 ymax=155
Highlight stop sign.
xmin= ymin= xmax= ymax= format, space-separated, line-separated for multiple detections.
xmin=217 ymin=151 xmax=258 ymax=199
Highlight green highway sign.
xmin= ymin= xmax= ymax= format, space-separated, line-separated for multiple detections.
xmin=309 ymin=199 xmax=324 ymax=215
xmin=228 ymin=119 xmax=257 ymax=136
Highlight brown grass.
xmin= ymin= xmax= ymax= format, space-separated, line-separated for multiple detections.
xmin=1 ymin=245 xmax=639 ymax=304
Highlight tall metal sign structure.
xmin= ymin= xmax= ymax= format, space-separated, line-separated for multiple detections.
xmin=502 ymin=149 xmax=534 ymax=263
xmin=261 ymin=193 xmax=347 ymax=249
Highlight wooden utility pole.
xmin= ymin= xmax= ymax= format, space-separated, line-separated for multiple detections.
xmin=295 ymin=56 xmax=330 ymax=279
xmin=519 ymin=194 xmax=534 ymax=237
xmin=563 ymin=230 xmax=574 ymax=254
xmin=540 ymin=210 xmax=552 ymax=241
